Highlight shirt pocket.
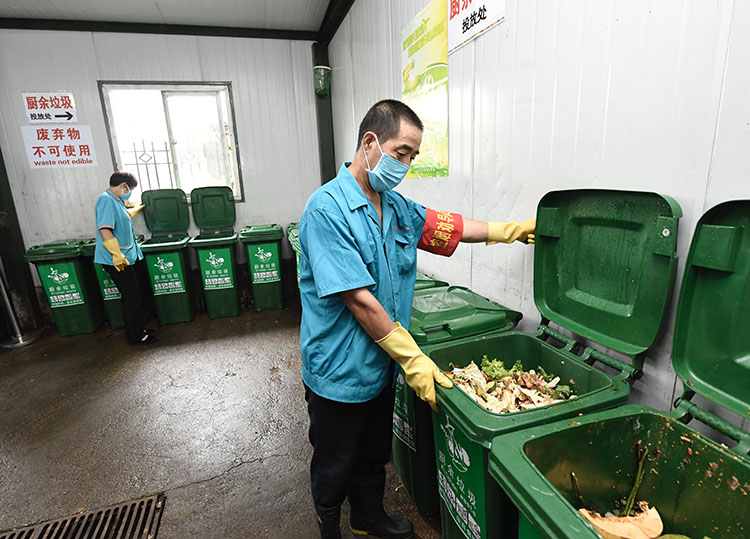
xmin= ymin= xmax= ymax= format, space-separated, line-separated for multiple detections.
xmin=393 ymin=230 xmax=416 ymax=277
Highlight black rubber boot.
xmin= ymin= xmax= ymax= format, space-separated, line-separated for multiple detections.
xmin=315 ymin=507 xmax=342 ymax=539
xmin=348 ymin=472 xmax=414 ymax=539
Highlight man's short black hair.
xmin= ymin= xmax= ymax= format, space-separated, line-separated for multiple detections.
xmin=109 ymin=170 xmax=137 ymax=189
xmin=356 ymin=99 xmax=423 ymax=149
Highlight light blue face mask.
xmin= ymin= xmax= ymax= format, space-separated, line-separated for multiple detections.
xmin=363 ymin=134 xmax=410 ymax=192
xmin=120 ymin=186 xmax=132 ymax=201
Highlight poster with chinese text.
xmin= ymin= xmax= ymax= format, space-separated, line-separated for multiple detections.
xmin=402 ymin=0 xmax=449 ymax=178
xmin=21 ymin=124 xmax=97 ymax=168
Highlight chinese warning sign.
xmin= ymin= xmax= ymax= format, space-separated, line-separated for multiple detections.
xmin=21 ymin=124 xmax=97 ymax=168
xmin=448 ymin=0 xmax=505 ymax=55
xmin=402 ymin=0 xmax=449 ymax=178
xmin=22 ymin=92 xmax=78 ymax=123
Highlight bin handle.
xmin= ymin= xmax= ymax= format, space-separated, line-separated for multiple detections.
xmin=674 ymin=393 xmax=750 ymax=457
xmin=420 ymin=323 xmax=450 ymax=335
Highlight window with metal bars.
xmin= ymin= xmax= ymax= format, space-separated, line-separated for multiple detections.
xmin=99 ymin=81 xmax=243 ymax=202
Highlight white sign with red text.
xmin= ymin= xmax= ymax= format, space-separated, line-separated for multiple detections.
xmin=22 ymin=92 xmax=78 ymax=124
xmin=448 ymin=0 xmax=505 ymax=54
xmin=21 ymin=124 xmax=97 ymax=168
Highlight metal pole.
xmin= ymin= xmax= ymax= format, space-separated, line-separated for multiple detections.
xmin=0 ymin=255 xmax=41 ymax=348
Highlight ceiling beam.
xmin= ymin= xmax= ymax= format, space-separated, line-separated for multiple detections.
xmin=317 ymin=0 xmax=356 ymax=44
xmin=0 ymin=17 xmax=318 ymax=41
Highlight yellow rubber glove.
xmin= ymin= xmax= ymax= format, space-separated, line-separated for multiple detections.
xmin=486 ymin=218 xmax=536 ymax=245
xmin=127 ymin=203 xmax=145 ymax=219
xmin=102 ymin=238 xmax=130 ymax=272
xmin=376 ymin=323 xmax=453 ymax=412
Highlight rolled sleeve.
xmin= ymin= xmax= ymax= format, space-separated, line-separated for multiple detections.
xmin=302 ymin=208 xmax=376 ymax=299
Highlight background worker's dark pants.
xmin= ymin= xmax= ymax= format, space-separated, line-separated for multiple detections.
xmin=104 ymin=258 xmax=149 ymax=342
xmin=305 ymin=383 xmax=395 ymax=513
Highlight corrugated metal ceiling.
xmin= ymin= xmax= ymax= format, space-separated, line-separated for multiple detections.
xmin=0 ymin=0 xmax=330 ymax=32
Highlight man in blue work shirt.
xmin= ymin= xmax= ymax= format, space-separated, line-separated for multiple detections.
xmin=95 ymin=170 xmax=155 ymax=344
xmin=299 ymin=100 xmax=535 ymax=539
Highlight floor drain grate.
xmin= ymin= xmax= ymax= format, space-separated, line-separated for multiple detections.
xmin=0 ymin=493 xmax=165 ymax=539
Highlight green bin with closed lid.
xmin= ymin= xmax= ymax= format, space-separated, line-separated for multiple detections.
xmin=488 ymin=199 xmax=750 ymax=539
xmin=239 ymin=224 xmax=284 ymax=311
xmin=393 ymin=286 xmax=522 ymax=517
xmin=26 ymin=239 xmax=103 ymax=336
xmin=188 ymin=187 xmax=240 ymax=319
xmin=140 ymin=189 xmax=194 ymax=325
xmin=414 ymin=270 xmax=448 ymax=291
xmin=427 ymin=190 xmax=682 ymax=539
xmin=80 ymin=236 xmax=143 ymax=329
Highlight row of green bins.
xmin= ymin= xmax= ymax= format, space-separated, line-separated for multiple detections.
xmin=80 ymin=236 xmax=144 ymax=329
xmin=488 ymin=199 xmax=750 ymax=539
xmin=239 ymin=224 xmax=284 ymax=311
xmin=25 ymin=239 xmax=104 ymax=336
xmin=188 ymin=187 xmax=240 ymax=319
xmin=414 ymin=270 xmax=449 ymax=291
xmin=393 ymin=286 xmax=522 ymax=517
xmin=427 ymin=189 xmax=683 ymax=539
xmin=140 ymin=189 xmax=195 ymax=325
xmin=287 ymin=222 xmax=300 ymax=287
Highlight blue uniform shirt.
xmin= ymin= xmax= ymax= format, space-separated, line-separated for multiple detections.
xmin=299 ymin=163 xmax=427 ymax=403
xmin=94 ymin=190 xmax=143 ymax=266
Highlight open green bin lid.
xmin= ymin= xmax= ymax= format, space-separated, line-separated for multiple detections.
xmin=190 ymin=187 xmax=236 ymax=233
xmin=409 ymin=286 xmax=521 ymax=346
xmin=26 ymin=239 xmax=83 ymax=262
xmin=534 ymin=189 xmax=682 ymax=356
xmin=672 ymin=199 xmax=750 ymax=419
xmin=142 ymin=189 xmax=190 ymax=236
xmin=239 ymin=224 xmax=283 ymax=243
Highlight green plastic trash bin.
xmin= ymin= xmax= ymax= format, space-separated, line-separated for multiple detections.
xmin=287 ymin=222 xmax=300 ymax=288
xmin=140 ymin=189 xmax=195 ymax=325
xmin=188 ymin=187 xmax=240 ymax=319
xmin=414 ymin=270 xmax=449 ymax=291
xmin=80 ymin=236 xmax=144 ymax=329
xmin=394 ymin=286 xmax=522 ymax=517
xmin=428 ymin=189 xmax=683 ymax=539
xmin=26 ymin=239 xmax=104 ymax=336
xmin=239 ymin=224 xmax=284 ymax=311
xmin=488 ymin=199 xmax=750 ymax=539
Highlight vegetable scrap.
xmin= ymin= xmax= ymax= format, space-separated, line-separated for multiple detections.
xmin=447 ymin=356 xmax=575 ymax=414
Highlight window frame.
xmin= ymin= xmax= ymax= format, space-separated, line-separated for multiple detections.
xmin=98 ymin=80 xmax=245 ymax=202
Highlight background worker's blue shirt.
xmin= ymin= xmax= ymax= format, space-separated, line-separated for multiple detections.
xmin=299 ymin=163 xmax=427 ymax=403
xmin=94 ymin=190 xmax=143 ymax=265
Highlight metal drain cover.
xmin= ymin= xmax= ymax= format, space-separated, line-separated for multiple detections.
xmin=0 ymin=493 xmax=165 ymax=539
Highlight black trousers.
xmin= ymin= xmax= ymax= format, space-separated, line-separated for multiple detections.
xmin=103 ymin=258 xmax=148 ymax=343
xmin=305 ymin=383 xmax=395 ymax=513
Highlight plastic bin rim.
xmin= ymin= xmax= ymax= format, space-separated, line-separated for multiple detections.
xmin=430 ymin=329 xmax=628 ymax=447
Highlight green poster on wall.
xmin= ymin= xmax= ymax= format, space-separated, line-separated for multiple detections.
xmin=38 ymin=261 xmax=85 ymax=308
xmin=146 ymin=252 xmax=186 ymax=296
xmin=402 ymin=0 xmax=449 ymax=178
xmin=248 ymin=242 xmax=280 ymax=284
xmin=198 ymin=248 xmax=235 ymax=290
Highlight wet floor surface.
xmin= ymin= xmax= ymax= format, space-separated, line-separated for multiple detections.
xmin=0 ymin=305 xmax=441 ymax=538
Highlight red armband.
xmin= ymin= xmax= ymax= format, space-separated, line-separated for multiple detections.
xmin=418 ymin=208 xmax=464 ymax=256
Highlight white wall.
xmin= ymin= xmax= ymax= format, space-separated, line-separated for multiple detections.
xmin=329 ymin=0 xmax=749 ymax=433
xmin=0 ymin=30 xmax=321 ymax=265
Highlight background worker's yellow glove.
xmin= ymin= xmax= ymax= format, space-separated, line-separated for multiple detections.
xmin=486 ymin=218 xmax=536 ymax=245
xmin=127 ymin=203 xmax=145 ymax=219
xmin=376 ymin=323 xmax=453 ymax=412
xmin=102 ymin=238 xmax=130 ymax=272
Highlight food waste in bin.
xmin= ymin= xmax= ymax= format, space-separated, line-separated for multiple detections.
xmin=448 ymin=357 xmax=575 ymax=413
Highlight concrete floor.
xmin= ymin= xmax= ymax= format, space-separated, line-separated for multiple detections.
xmin=0 ymin=305 xmax=441 ymax=538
